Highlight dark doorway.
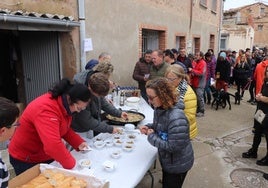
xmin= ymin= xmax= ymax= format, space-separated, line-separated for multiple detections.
xmin=0 ymin=31 xmax=21 ymax=103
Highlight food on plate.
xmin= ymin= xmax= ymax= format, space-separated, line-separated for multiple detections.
xmin=106 ymin=112 xmax=144 ymax=123
xmin=17 ymin=169 xmax=87 ymax=188
xmin=111 ymin=150 xmax=121 ymax=159
xmin=78 ymin=159 xmax=91 ymax=168
xmin=103 ymin=161 xmax=116 ymax=172
xmin=127 ymin=134 xmax=136 ymax=140
xmin=126 ymin=140 xmax=134 ymax=145
xmin=123 ymin=144 xmax=133 ymax=152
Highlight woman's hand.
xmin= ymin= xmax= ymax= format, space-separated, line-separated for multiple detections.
xmin=78 ymin=142 xmax=89 ymax=151
xmin=112 ymin=127 xmax=122 ymax=134
xmin=139 ymin=125 xmax=149 ymax=134
xmin=121 ymin=112 xmax=128 ymax=120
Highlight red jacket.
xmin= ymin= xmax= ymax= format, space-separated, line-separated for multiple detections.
xmin=190 ymin=59 xmax=207 ymax=88
xmin=254 ymin=60 xmax=268 ymax=95
xmin=8 ymin=93 xmax=85 ymax=169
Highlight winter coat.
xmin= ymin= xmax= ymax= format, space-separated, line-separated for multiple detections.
xmin=191 ymin=59 xmax=207 ymax=89
xmin=146 ymin=101 xmax=194 ymax=174
xmin=254 ymin=60 xmax=268 ymax=94
xmin=8 ymin=93 xmax=84 ymax=169
xmin=132 ymin=58 xmax=152 ymax=96
xmin=71 ymin=95 xmax=122 ymax=133
xmin=150 ymin=62 xmax=170 ymax=80
xmin=72 ymin=69 xmax=122 ymax=133
xmin=184 ymin=85 xmax=198 ymax=139
xmin=215 ymin=59 xmax=231 ymax=83
xmin=233 ymin=62 xmax=251 ymax=81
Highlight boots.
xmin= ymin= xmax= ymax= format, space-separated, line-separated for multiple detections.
xmin=242 ymin=148 xmax=257 ymax=158
xmin=257 ymin=156 xmax=268 ymax=166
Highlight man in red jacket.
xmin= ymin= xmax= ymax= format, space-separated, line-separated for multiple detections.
xmin=189 ymin=51 xmax=207 ymax=117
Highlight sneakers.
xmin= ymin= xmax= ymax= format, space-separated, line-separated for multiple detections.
xmin=257 ymin=156 xmax=268 ymax=166
xmin=196 ymin=112 xmax=204 ymax=117
xmin=242 ymin=149 xmax=257 ymax=158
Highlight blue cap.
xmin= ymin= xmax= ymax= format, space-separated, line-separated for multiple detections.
xmin=219 ymin=52 xmax=226 ymax=59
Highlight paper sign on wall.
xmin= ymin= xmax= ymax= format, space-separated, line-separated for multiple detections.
xmin=84 ymin=38 xmax=93 ymax=52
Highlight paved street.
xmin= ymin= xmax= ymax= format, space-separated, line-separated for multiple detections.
xmin=137 ymin=88 xmax=268 ymax=188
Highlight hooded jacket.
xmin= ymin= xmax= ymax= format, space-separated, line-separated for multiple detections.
xmin=146 ymin=101 xmax=194 ymax=173
xmin=8 ymin=93 xmax=84 ymax=169
xmin=254 ymin=60 xmax=268 ymax=95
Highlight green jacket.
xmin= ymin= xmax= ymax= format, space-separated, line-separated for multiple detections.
xmin=150 ymin=62 xmax=169 ymax=80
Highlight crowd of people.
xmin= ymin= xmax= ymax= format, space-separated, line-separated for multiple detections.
xmin=1 ymin=46 xmax=268 ymax=187
xmin=133 ymin=46 xmax=268 ymax=183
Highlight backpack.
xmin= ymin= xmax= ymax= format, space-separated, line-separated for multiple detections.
xmin=73 ymin=69 xmax=96 ymax=86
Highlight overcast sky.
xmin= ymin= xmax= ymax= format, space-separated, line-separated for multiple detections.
xmin=224 ymin=0 xmax=267 ymax=10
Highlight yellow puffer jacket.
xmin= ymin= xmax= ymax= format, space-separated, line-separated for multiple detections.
xmin=184 ymin=85 xmax=198 ymax=139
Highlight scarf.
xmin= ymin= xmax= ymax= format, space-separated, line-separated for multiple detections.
xmin=177 ymin=79 xmax=188 ymax=101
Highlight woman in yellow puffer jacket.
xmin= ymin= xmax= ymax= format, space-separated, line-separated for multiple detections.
xmin=165 ymin=64 xmax=198 ymax=139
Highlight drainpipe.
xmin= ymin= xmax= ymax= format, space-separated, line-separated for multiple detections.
xmin=218 ymin=0 xmax=225 ymax=53
xmin=78 ymin=0 xmax=86 ymax=70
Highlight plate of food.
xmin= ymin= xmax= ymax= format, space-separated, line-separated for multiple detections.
xmin=94 ymin=140 xmax=105 ymax=149
xmin=78 ymin=159 xmax=91 ymax=169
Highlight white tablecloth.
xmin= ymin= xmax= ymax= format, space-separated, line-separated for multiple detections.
xmin=52 ymin=97 xmax=157 ymax=188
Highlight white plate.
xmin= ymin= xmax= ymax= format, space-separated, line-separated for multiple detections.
xmin=111 ymin=150 xmax=121 ymax=159
xmin=113 ymin=139 xmax=123 ymax=147
xmin=94 ymin=140 xmax=105 ymax=149
xmin=126 ymin=97 xmax=140 ymax=103
xmin=104 ymin=139 xmax=114 ymax=147
xmin=122 ymin=144 xmax=134 ymax=152
xmin=78 ymin=159 xmax=91 ymax=169
xmin=103 ymin=161 xmax=116 ymax=172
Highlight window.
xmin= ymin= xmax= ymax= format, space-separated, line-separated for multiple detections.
xmin=211 ymin=0 xmax=217 ymax=12
xmin=142 ymin=29 xmax=159 ymax=55
xmin=220 ymin=38 xmax=227 ymax=51
xmin=175 ymin=36 xmax=186 ymax=50
xmin=193 ymin=37 xmax=200 ymax=55
xmin=258 ymin=25 xmax=263 ymax=31
xmin=260 ymin=7 xmax=265 ymax=15
xmin=209 ymin=34 xmax=215 ymax=50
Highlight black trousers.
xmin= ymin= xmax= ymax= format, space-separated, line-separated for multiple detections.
xmin=252 ymin=119 xmax=268 ymax=156
xmin=9 ymin=155 xmax=54 ymax=175
xmin=162 ymin=170 xmax=188 ymax=188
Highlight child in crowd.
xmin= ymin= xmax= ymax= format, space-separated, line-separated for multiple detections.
xmin=0 ymin=97 xmax=20 ymax=187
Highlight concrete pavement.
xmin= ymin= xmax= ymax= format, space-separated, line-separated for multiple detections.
xmin=137 ymin=88 xmax=268 ymax=188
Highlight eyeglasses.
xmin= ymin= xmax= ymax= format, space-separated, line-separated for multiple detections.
xmin=166 ymin=77 xmax=178 ymax=82
xmin=147 ymin=95 xmax=158 ymax=101
xmin=6 ymin=122 xmax=20 ymax=129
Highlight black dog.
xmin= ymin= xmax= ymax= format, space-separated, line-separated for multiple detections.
xmin=210 ymin=86 xmax=232 ymax=110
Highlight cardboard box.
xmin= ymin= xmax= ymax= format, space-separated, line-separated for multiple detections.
xmin=9 ymin=164 xmax=109 ymax=188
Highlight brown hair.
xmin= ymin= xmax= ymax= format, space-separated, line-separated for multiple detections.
xmin=93 ymin=61 xmax=114 ymax=76
xmin=146 ymin=77 xmax=178 ymax=109
xmin=88 ymin=72 xmax=110 ymax=96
